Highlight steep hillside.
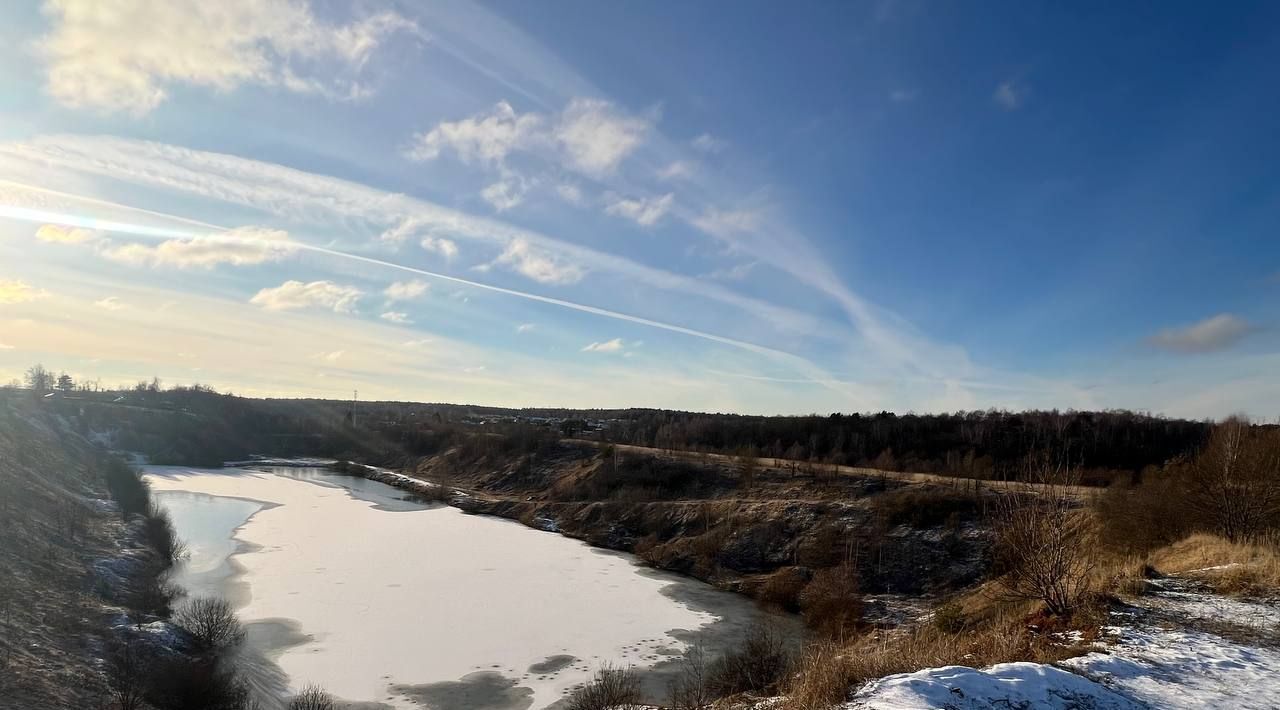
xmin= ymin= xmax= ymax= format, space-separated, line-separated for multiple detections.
xmin=0 ymin=402 xmax=122 ymax=707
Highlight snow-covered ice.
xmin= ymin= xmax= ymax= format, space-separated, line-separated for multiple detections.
xmin=145 ymin=466 xmax=783 ymax=709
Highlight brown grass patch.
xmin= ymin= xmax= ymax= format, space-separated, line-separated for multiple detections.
xmin=1146 ymin=533 xmax=1280 ymax=596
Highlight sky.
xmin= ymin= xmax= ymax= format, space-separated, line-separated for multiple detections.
xmin=0 ymin=0 xmax=1277 ymax=419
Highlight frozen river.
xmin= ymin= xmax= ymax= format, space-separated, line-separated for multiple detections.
xmin=145 ymin=465 xmax=797 ymax=709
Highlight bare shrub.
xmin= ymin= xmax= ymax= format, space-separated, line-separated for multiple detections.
xmin=147 ymin=653 xmax=252 ymax=710
xmin=667 ymin=644 xmax=712 ymax=709
xmin=798 ymin=564 xmax=862 ymax=638
xmin=993 ymin=454 xmax=1095 ymax=617
xmin=105 ymin=638 xmax=152 ymax=710
xmin=707 ymin=623 xmax=790 ymax=696
xmin=756 ymin=566 xmax=809 ymax=611
xmin=129 ymin=574 xmax=181 ymax=617
xmin=567 ymin=664 xmax=642 ymax=710
xmin=143 ymin=503 xmax=186 ymax=563
xmin=174 ymin=597 xmax=244 ymax=651
xmin=931 ymin=601 xmax=967 ymax=634
xmin=1181 ymin=419 xmax=1280 ymax=542
xmin=288 ymin=684 xmax=336 ymax=710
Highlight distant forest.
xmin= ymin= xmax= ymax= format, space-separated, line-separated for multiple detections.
xmin=3 ymin=365 xmax=1217 ymax=484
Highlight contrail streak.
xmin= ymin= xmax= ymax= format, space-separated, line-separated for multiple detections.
xmin=0 ymin=186 xmax=867 ymax=402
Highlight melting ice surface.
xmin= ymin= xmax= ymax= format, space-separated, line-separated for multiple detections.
xmin=146 ymin=466 xmax=795 ymax=709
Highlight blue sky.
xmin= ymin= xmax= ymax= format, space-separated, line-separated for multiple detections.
xmin=0 ymin=0 xmax=1277 ymax=418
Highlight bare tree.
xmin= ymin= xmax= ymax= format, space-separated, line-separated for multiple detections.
xmin=288 ymin=684 xmax=335 ymax=710
xmin=23 ymin=364 xmax=53 ymax=394
xmin=667 ymin=644 xmax=712 ymax=710
xmin=993 ymin=452 xmax=1095 ymax=617
xmin=1184 ymin=418 xmax=1280 ymax=541
xmin=174 ymin=597 xmax=244 ymax=650
xmin=567 ymin=664 xmax=643 ymax=710
xmin=105 ymin=638 xmax=152 ymax=710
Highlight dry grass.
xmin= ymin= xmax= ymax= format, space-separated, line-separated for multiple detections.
xmin=779 ymin=591 xmax=1098 ymax=709
xmin=1145 ymin=533 xmax=1280 ymax=596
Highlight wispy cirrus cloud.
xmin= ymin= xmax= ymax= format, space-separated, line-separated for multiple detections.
xmin=37 ymin=0 xmax=418 ymax=115
xmin=1147 ymin=313 xmax=1257 ymax=354
xmin=605 ymin=192 xmax=674 ymax=227
xmin=581 ymin=338 xmax=625 ymax=353
xmin=405 ymin=97 xmax=653 ymax=186
xmin=99 ymin=227 xmax=295 ymax=269
xmin=0 ymin=135 xmax=817 ymax=335
xmin=690 ymin=133 xmax=726 ymax=153
xmin=0 ymin=279 xmax=45 ymax=304
xmin=36 ymin=223 xmax=99 ymax=243
xmin=384 ymin=280 xmax=429 ymax=302
xmin=379 ymin=311 xmax=412 ymax=324
xmin=994 ymin=80 xmax=1026 ymax=110
xmin=250 ymin=280 xmax=362 ymax=313
xmin=490 ymin=238 xmax=585 ymax=285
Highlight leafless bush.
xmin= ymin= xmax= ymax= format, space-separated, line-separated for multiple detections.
xmin=143 ymin=503 xmax=187 ymax=563
xmin=667 ymin=644 xmax=712 ymax=709
xmin=567 ymin=664 xmax=642 ymax=710
xmin=707 ymin=623 xmax=791 ymax=696
xmin=1182 ymin=419 xmax=1280 ymax=542
xmin=799 ymin=564 xmax=862 ymax=638
xmin=756 ymin=566 xmax=809 ymax=611
xmin=105 ymin=638 xmax=152 ymax=710
xmin=288 ymin=684 xmax=335 ymax=710
xmin=994 ymin=454 xmax=1095 ymax=617
xmin=129 ymin=575 xmax=181 ymax=618
xmin=147 ymin=653 xmax=253 ymax=709
xmin=174 ymin=597 xmax=244 ymax=651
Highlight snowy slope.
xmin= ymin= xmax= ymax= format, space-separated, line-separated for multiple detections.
xmin=846 ymin=579 xmax=1280 ymax=709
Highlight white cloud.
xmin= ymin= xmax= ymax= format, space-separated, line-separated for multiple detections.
xmin=691 ymin=133 xmax=726 ymax=153
xmin=384 ymin=279 xmax=429 ymax=302
xmin=581 ymin=338 xmax=625 ymax=353
xmin=405 ymin=101 xmax=543 ymax=165
xmin=1148 ymin=314 xmax=1256 ymax=354
xmin=37 ymin=0 xmax=417 ymax=114
xmin=318 ymin=350 xmax=344 ymax=362
xmin=516 ymin=323 xmax=535 ymax=333
xmin=380 ymin=311 xmax=412 ymax=324
xmin=657 ymin=160 xmax=696 ymax=180
xmin=401 ymin=338 xmax=432 ymax=348
xmin=36 ymin=223 xmax=99 ymax=243
xmin=556 ymin=183 xmax=585 ymax=206
xmin=704 ymin=261 xmax=757 ymax=281
xmin=0 ymin=134 xmax=825 ymax=341
xmin=408 ymin=98 xmax=649 ymax=179
xmin=0 ymin=279 xmax=44 ymax=304
xmin=691 ymin=207 xmax=762 ymax=238
xmin=994 ymin=80 xmax=1025 ymax=110
xmin=249 ymin=280 xmax=362 ymax=313
xmin=421 ymin=236 xmax=460 ymax=260
xmin=0 ymin=342 xmax=14 ymax=350
xmin=94 ymin=296 xmax=124 ymax=311
xmin=890 ymin=88 xmax=919 ymax=103
xmin=554 ymin=98 xmax=650 ymax=176
xmin=605 ymin=193 xmax=674 ymax=227
xmin=481 ymin=173 xmax=531 ymax=211
xmin=100 ymin=227 xmax=294 ymax=269
xmin=492 ymin=238 xmax=585 ymax=285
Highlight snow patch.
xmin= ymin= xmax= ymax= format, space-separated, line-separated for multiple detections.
xmin=846 ymin=662 xmax=1142 ymax=709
